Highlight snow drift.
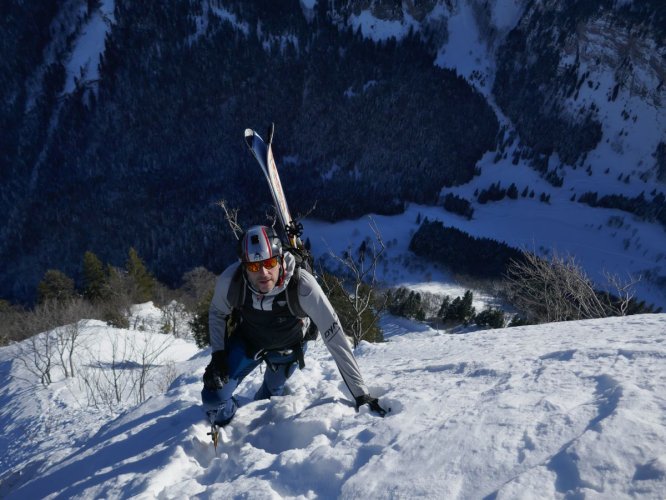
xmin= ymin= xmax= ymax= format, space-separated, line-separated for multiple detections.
xmin=1 ymin=308 xmax=665 ymax=499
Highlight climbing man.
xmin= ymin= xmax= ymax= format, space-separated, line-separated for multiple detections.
xmin=201 ymin=225 xmax=387 ymax=425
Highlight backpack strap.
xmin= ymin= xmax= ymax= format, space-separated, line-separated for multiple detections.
xmin=226 ymin=265 xmax=246 ymax=309
xmin=285 ymin=267 xmax=307 ymax=318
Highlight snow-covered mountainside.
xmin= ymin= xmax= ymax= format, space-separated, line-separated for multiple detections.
xmin=0 ymin=0 xmax=663 ymax=309
xmin=0 ymin=304 xmax=665 ymax=498
xmin=333 ymin=0 xmax=666 ymax=308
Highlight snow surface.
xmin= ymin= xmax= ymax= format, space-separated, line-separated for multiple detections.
xmin=435 ymin=1 xmax=492 ymax=83
xmin=1 ymin=302 xmax=665 ymax=498
xmin=348 ymin=9 xmax=419 ymax=42
xmin=63 ymin=0 xmax=115 ymax=94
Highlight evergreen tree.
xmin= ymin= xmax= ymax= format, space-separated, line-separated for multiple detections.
xmin=475 ymin=307 xmax=505 ymax=328
xmin=508 ymin=315 xmax=531 ymax=327
xmin=126 ymin=247 xmax=155 ymax=303
xmin=437 ymin=295 xmax=451 ymax=319
xmin=507 ymin=183 xmax=519 ymax=199
xmin=37 ymin=269 xmax=76 ymax=303
xmin=386 ymin=287 xmax=409 ymax=316
xmin=403 ymin=291 xmax=425 ymax=320
xmin=445 ymin=291 xmax=475 ymax=324
xmin=101 ymin=265 xmax=131 ymax=328
xmin=190 ymin=289 xmax=213 ymax=348
xmin=82 ymin=251 xmax=109 ymax=302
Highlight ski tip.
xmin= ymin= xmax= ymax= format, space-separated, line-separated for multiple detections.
xmin=244 ymin=128 xmax=266 ymax=150
xmin=267 ymin=123 xmax=275 ymax=145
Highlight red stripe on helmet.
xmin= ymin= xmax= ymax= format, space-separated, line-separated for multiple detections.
xmin=260 ymin=227 xmax=272 ymax=257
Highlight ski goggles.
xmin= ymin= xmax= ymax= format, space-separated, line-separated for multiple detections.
xmin=244 ymin=256 xmax=280 ymax=273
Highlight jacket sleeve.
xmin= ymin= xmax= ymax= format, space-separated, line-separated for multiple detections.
xmin=296 ymin=270 xmax=369 ymax=399
xmin=208 ymin=263 xmax=240 ymax=353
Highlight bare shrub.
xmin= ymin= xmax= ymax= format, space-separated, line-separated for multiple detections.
xmin=159 ymin=300 xmax=190 ymax=338
xmin=78 ymin=333 xmax=134 ymax=409
xmin=602 ymin=270 xmax=642 ymax=316
xmin=504 ymin=251 xmax=641 ymax=323
xmin=157 ymin=360 xmax=179 ymax=394
xmin=14 ymin=298 xmax=95 ymax=384
xmin=0 ymin=300 xmax=26 ymax=345
xmin=15 ymin=328 xmax=56 ymax=385
xmin=320 ymin=218 xmax=386 ymax=347
xmin=78 ymin=331 xmax=174 ymax=409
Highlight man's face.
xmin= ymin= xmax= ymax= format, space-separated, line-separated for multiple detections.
xmin=245 ymin=256 xmax=281 ymax=294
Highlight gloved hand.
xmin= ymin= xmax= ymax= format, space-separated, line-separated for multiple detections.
xmin=355 ymin=394 xmax=388 ymax=417
xmin=203 ymin=350 xmax=229 ymax=390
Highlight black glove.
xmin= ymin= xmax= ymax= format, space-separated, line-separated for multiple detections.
xmin=203 ymin=350 xmax=229 ymax=390
xmin=355 ymin=394 xmax=388 ymax=417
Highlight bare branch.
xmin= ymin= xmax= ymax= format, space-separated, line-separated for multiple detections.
xmin=217 ymin=199 xmax=243 ymax=240
xmin=292 ymin=200 xmax=318 ymax=222
xmin=603 ymin=270 xmax=641 ymax=316
xmin=321 ymin=217 xmax=386 ymax=347
xmin=505 ymin=250 xmax=622 ymax=323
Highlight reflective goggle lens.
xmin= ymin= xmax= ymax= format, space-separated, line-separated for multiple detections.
xmin=245 ymin=256 xmax=279 ymax=272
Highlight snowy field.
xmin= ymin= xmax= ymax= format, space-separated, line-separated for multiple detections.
xmin=1 ymin=303 xmax=665 ymax=499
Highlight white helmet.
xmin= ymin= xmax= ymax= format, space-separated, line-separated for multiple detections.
xmin=238 ymin=225 xmax=282 ymax=262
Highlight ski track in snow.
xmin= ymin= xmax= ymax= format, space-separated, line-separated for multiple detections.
xmin=1 ymin=311 xmax=665 ymax=499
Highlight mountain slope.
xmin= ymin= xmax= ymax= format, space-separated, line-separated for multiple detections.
xmin=1 ymin=0 xmax=663 ymax=308
xmin=1 ymin=310 xmax=665 ymax=498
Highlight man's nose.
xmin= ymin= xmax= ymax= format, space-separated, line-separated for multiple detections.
xmin=259 ymin=265 xmax=271 ymax=275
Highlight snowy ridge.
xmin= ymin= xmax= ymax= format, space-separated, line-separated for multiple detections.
xmin=1 ymin=310 xmax=665 ymax=498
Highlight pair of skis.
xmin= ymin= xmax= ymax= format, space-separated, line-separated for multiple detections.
xmin=244 ymin=123 xmax=304 ymax=249
xmin=206 ymin=123 xmax=303 ymax=453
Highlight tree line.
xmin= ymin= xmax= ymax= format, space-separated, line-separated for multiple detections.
xmin=577 ymin=190 xmax=666 ymax=228
xmin=385 ymin=287 xmax=508 ymax=329
xmin=0 ymin=247 xmax=217 ymax=346
xmin=405 ymin=219 xmax=659 ymax=328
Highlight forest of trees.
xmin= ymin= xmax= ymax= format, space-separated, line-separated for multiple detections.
xmin=0 ymin=247 xmax=216 ymax=346
xmin=0 ymin=0 xmax=498 ymax=305
xmin=577 ymin=191 xmax=666 ymax=228
xmin=409 ymin=219 xmax=526 ymax=280
xmin=1 ymin=1 xmax=663 ymax=310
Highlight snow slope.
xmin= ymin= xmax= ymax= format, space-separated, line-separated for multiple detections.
xmin=348 ymin=0 xmax=666 ymax=310
xmin=63 ymin=0 xmax=115 ymax=94
xmin=1 ymin=305 xmax=665 ymax=499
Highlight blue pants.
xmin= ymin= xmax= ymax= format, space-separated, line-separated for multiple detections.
xmin=201 ymin=335 xmax=305 ymax=426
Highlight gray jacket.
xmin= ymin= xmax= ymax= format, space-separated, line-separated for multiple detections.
xmin=209 ymin=252 xmax=369 ymax=398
